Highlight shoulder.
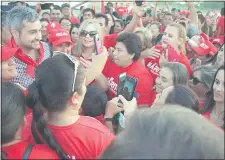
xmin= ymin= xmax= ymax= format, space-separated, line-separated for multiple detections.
xmin=30 ymin=144 xmax=59 ymax=159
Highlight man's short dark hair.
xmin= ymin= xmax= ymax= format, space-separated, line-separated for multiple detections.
xmin=171 ymin=8 xmax=177 ymax=12
xmin=40 ymin=18 xmax=50 ymax=23
xmin=95 ymin=13 xmax=109 ymax=27
xmin=42 ymin=12 xmax=50 ymax=16
xmin=116 ymin=32 xmax=142 ymax=61
xmin=61 ymin=3 xmax=70 ymax=9
xmin=83 ymin=8 xmax=95 ymax=16
xmin=50 ymin=5 xmax=61 ymax=13
xmin=165 ymin=12 xmax=172 ymax=16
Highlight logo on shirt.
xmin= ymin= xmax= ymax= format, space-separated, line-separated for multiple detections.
xmin=200 ymin=43 xmax=209 ymax=49
xmin=67 ymin=155 xmax=76 ymax=159
xmin=147 ymin=62 xmax=160 ymax=75
xmin=108 ymin=77 xmax=117 ymax=95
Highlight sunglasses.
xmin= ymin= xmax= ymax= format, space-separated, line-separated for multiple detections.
xmin=79 ymin=30 xmax=98 ymax=38
xmin=53 ymin=51 xmax=79 ymax=92
xmin=190 ymin=76 xmax=204 ymax=85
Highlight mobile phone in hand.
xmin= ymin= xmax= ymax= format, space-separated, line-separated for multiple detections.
xmin=117 ymin=73 xmax=127 ymax=96
xmin=94 ymin=34 xmax=101 ymax=55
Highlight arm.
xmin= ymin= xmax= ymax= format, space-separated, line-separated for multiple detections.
xmin=164 ymin=2 xmax=171 ymax=13
xmin=186 ymin=1 xmax=198 ymax=28
xmin=153 ymin=2 xmax=159 ymax=21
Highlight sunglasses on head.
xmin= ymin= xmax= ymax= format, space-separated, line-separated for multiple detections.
xmin=79 ymin=30 xmax=98 ymax=38
xmin=53 ymin=51 xmax=79 ymax=92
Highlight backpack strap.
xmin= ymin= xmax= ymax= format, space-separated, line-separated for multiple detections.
xmin=22 ymin=144 xmax=34 ymax=160
xmin=31 ymin=119 xmax=43 ymax=144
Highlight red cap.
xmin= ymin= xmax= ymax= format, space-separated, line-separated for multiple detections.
xmin=1 ymin=46 xmax=20 ymax=61
xmin=46 ymin=22 xmax=62 ymax=34
xmin=212 ymin=37 xmax=224 ymax=46
xmin=49 ymin=29 xmax=73 ymax=46
xmin=191 ymin=34 xmax=218 ymax=56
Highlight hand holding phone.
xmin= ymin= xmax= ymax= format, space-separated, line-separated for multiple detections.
xmin=94 ymin=34 xmax=102 ymax=55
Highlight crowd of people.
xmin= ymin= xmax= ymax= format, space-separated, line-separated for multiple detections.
xmin=1 ymin=1 xmax=224 ymax=159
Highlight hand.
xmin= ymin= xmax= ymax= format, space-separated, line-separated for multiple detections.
xmin=79 ymin=57 xmax=92 ymax=69
xmin=118 ymin=95 xmax=137 ymax=117
xmin=105 ymin=97 xmax=124 ymax=118
xmin=108 ymin=47 xmax=115 ymax=57
xmin=141 ymin=46 xmax=161 ymax=59
xmin=159 ymin=49 xmax=168 ymax=66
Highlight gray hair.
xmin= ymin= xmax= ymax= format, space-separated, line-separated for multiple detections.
xmin=2 ymin=12 xmax=8 ymax=28
xmin=135 ymin=27 xmax=153 ymax=49
xmin=193 ymin=66 xmax=217 ymax=89
xmin=162 ymin=62 xmax=189 ymax=85
xmin=6 ymin=6 xmax=39 ymax=31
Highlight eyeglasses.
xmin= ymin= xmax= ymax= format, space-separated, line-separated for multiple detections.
xmin=53 ymin=51 xmax=79 ymax=92
xmin=79 ymin=30 xmax=98 ymax=38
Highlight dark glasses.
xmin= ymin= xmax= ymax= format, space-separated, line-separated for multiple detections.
xmin=79 ymin=30 xmax=98 ymax=38
xmin=53 ymin=51 xmax=79 ymax=92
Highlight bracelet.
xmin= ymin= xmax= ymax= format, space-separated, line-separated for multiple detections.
xmin=104 ymin=117 xmax=114 ymax=121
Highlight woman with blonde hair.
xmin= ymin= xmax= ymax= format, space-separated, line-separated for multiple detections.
xmin=143 ymin=23 xmax=192 ymax=83
xmin=73 ymin=19 xmax=104 ymax=60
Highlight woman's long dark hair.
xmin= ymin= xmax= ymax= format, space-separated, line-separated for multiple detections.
xmin=26 ymin=55 xmax=86 ymax=159
xmin=2 ymin=82 xmax=26 ymax=159
xmin=201 ymin=65 xmax=225 ymax=129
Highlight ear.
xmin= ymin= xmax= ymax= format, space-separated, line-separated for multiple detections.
xmin=11 ymin=28 xmax=20 ymax=39
xmin=70 ymin=91 xmax=81 ymax=108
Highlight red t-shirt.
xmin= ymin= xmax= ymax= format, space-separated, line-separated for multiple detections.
xmin=161 ymin=25 xmax=166 ymax=32
xmin=215 ymin=16 xmax=225 ymax=36
xmin=116 ymin=7 xmax=128 ymax=16
xmin=145 ymin=46 xmax=192 ymax=84
xmin=104 ymin=33 xmax=118 ymax=50
xmin=103 ymin=58 xmax=154 ymax=106
xmin=70 ymin=16 xmax=80 ymax=24
xmin=23 ymin=114 xmax=115 ymax=159
xmin=2 ymin=141 xmax=59 ymax=159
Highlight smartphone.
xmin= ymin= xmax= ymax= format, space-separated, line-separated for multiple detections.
xmin=94 ymin=34 xmax=101 ymax=55
xmin=121 ymin=76 xmax=138 ymax=101
xmin=117 ymin=73 xmax=127 ymax=96
xmin=135 ymin=0 xmax=143 ymax=6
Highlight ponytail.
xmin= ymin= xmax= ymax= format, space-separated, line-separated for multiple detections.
xmin=26 ymin=82 xmax=68 ymax=159
xmin=179 ymin=43 xmax=186 ymax=55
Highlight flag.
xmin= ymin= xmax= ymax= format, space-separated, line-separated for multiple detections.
xmin=100 ymin=0 xmax=105 ymax=13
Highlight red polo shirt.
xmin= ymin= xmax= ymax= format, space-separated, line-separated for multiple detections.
xmin=23 ymin=113 xmax=115 ymax=159
xmin=103 ymin=58 xmax=154 ymax=106
xmin=2 ymin=141 xmax=59 ymax=159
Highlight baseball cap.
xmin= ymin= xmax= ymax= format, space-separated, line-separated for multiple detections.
xmin=191 ymin=34 xmax=218 ymax=56
xmin=61 ymin=3 xmax=70 ymax=9
xmin=212 ymin=37 xmax=224 ymax=46
xmin=46 ymin=22 xmax=62 ymax=34
xmin=49 ymin=29 xmax=73 ymax=46
xmin=1 ymin=46 xmax=21 ymax=61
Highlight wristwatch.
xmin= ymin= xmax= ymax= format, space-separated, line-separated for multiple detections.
xmin=104 ymin=116 xmax=114 ymax=121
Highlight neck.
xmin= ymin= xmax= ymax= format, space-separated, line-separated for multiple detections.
xmin=121 ymin=60 xmax=133 ymax=68
xmin=214 ymin=102 xmax=224 ymax=115
xmin=47 ymin=106 xmax=80 ymax=126
xmin=82 ymin=47 xmax=95 ymax=59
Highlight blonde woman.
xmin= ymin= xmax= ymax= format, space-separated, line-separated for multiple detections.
xmin=73 ymin=19 xmax=104 ymax=60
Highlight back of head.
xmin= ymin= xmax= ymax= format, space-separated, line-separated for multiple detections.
xmin=81 ymin=85 xmax=108 ymax=117
xmin=2 ymin=82 xmax=26 ymax=144
xmin=165 ymin=85 xmax=200 ymax=112
xmin=100 ymin=105 xmax=224 ymax=159
xmin=6 ymin=6 xmax=39 ymax=31
xmin=193 ymin=65 xmax=217 ymax=89
xmin=162 ymin=62 xmax=188 ymax=85
xmin=83 ymin=8 xmax=95 ymax=15
xmin=135 ymin=27 xmax=152 ymax=49
xmin=116 ymin=32 xmax=142 ymax=61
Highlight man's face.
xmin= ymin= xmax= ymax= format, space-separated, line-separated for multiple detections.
xmin=62 ymin=7 xmax=71 ymax=17
xmin=163 ymin=15 xmax=173 ymax=26
xmin=83 ymin=11 xmax=93 ymax=21
xmin=15 ymin=20 xmax=42 ymax=50
xmin=51 ymin=9 xmax=62 ymax=22
xmin=96 ymin=17 xmax=107 ymax=28
xmin=42 ymin=13 xmax=50 ymax=21
xmin=52 ymin=42 xmax=72 ymax=54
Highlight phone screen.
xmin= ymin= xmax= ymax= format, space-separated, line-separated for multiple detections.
xmin=121 ymin=76 xmax=138 ymax=101
xmin=117 ymin=73 xmax=126 ymax=96
xmin=94 ymin=34 xmax=101 ymax=55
